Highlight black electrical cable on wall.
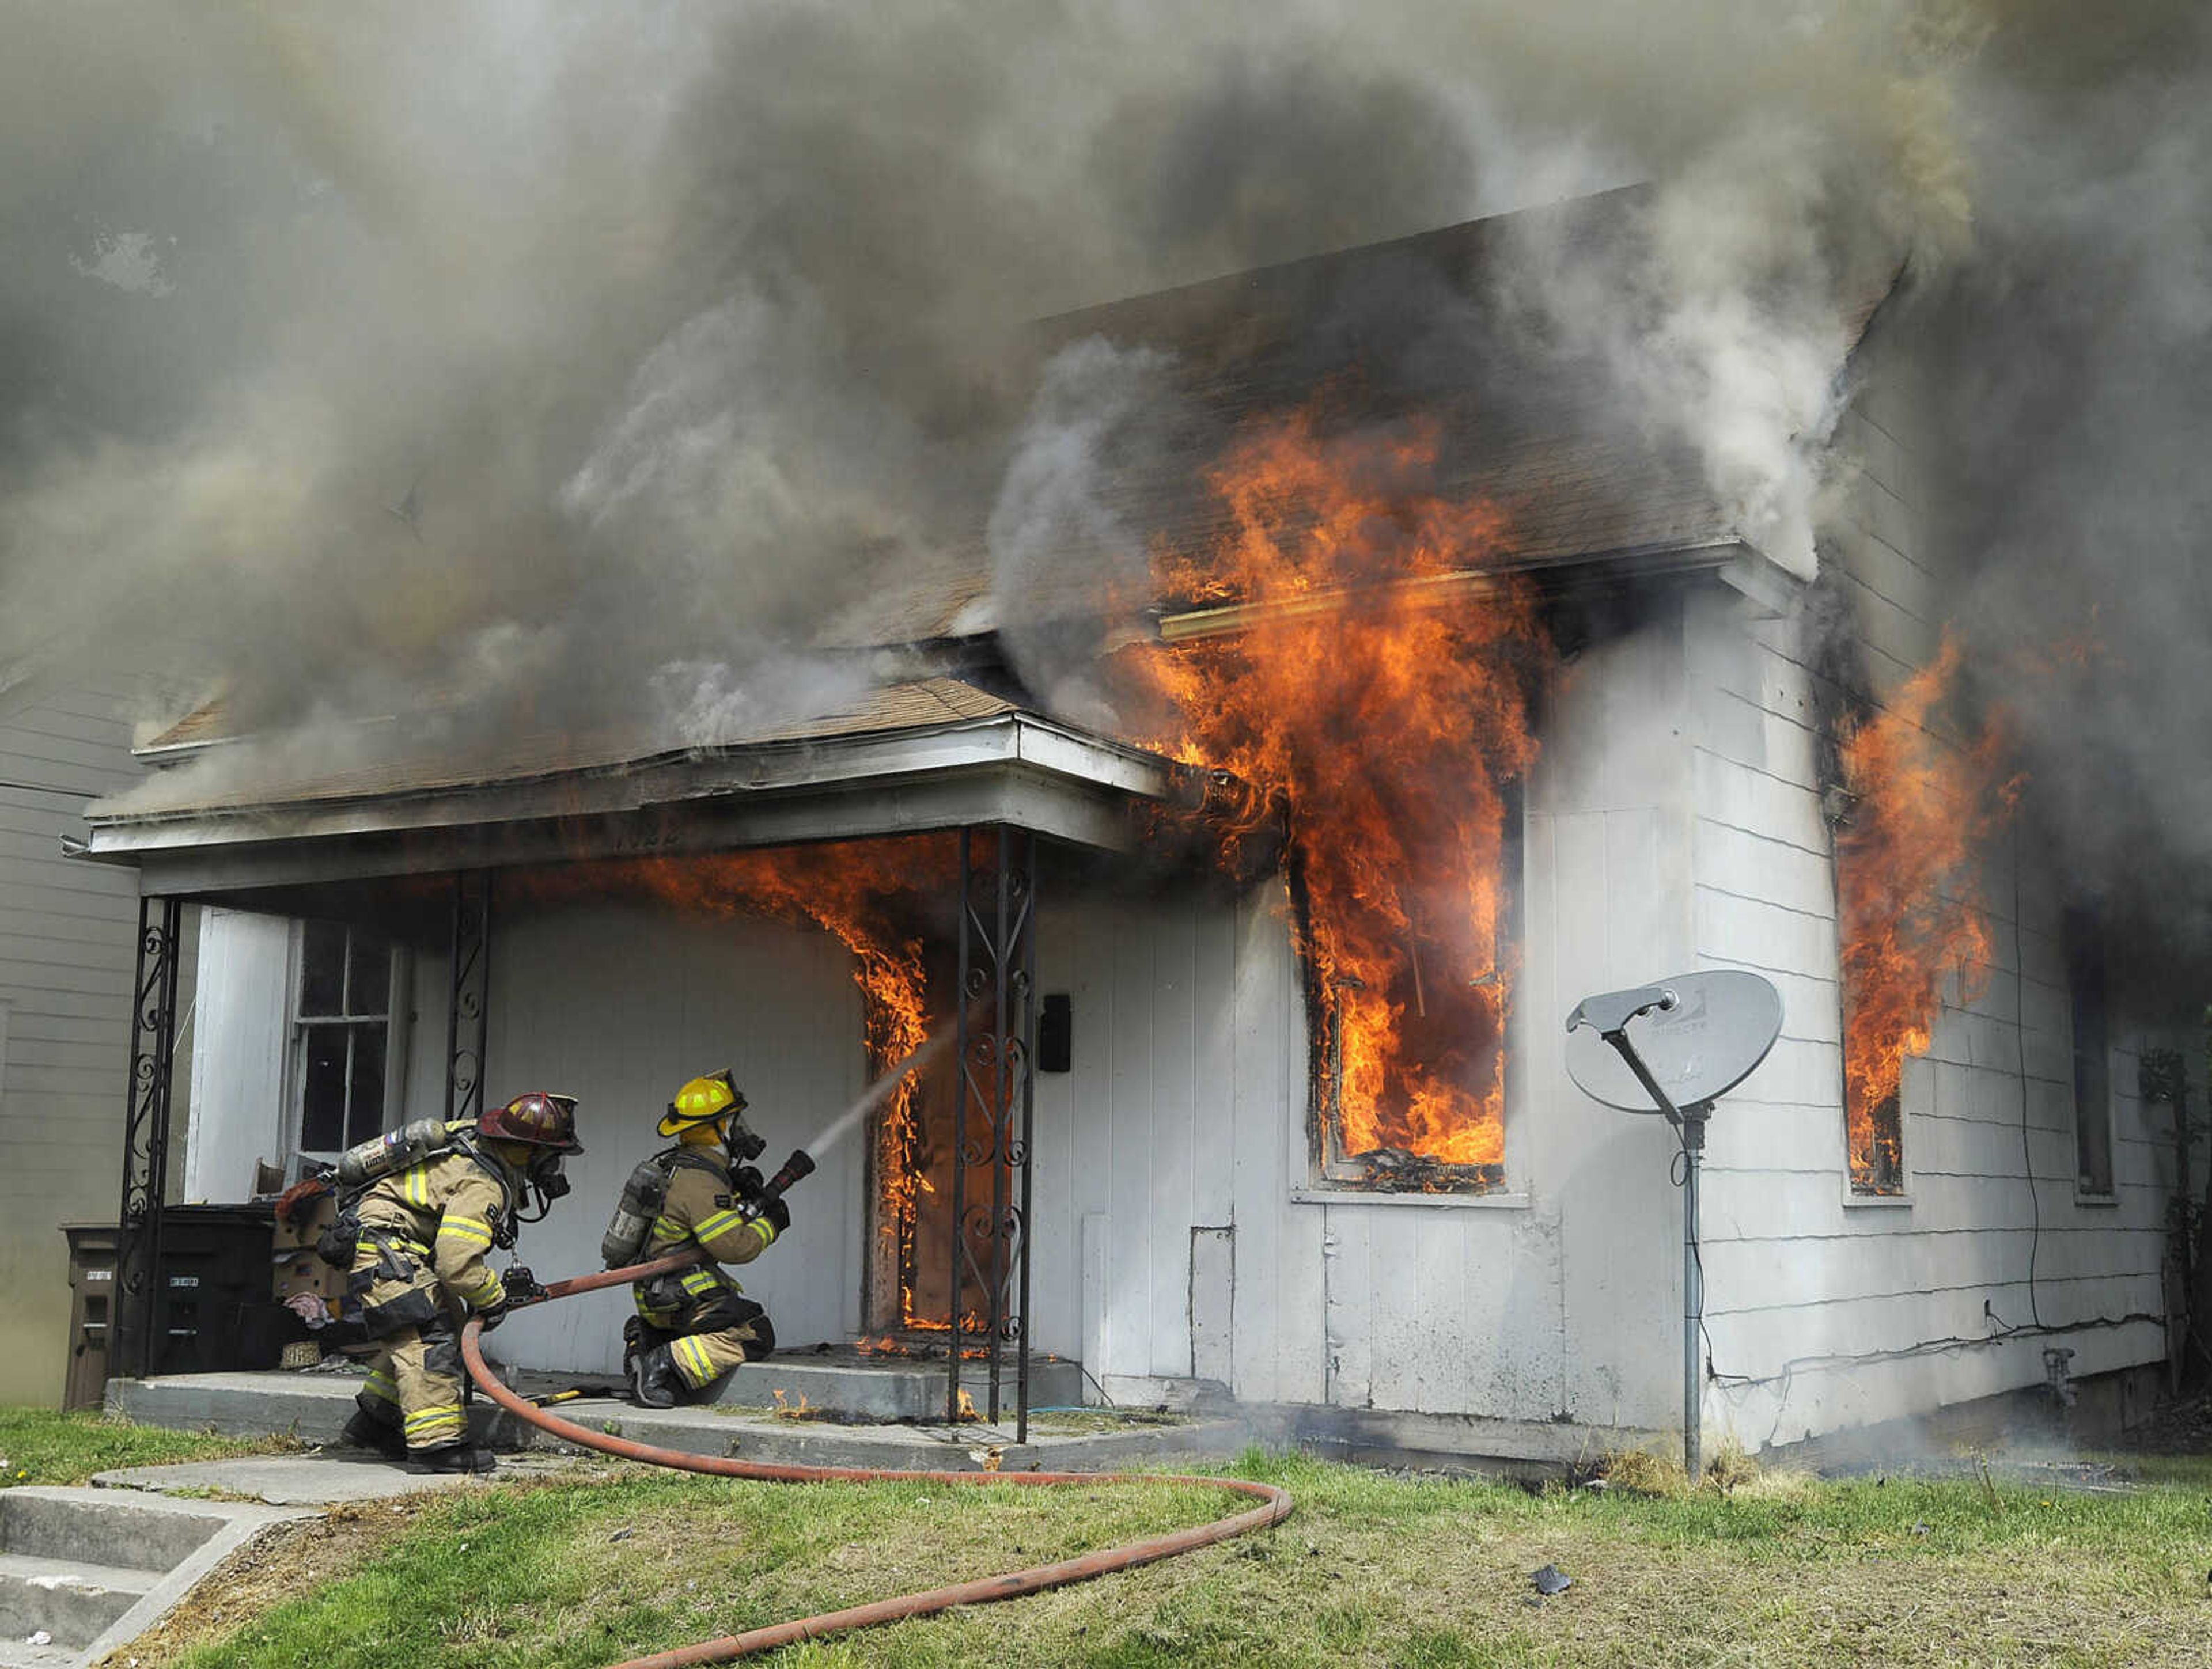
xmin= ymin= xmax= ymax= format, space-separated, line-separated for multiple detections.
xmin=1698 ymin=825 xmax=2121 ymax=1398
xmin=1706 ymin=1309 xmax=2166 ymax=1392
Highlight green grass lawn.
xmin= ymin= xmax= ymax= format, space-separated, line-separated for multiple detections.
xmin=141 ymin=1450 xmax=2212 ymax=1668
xmin=0 ymin=1405 xmax=297 ymax=1488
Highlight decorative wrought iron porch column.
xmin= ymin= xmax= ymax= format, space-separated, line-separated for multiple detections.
xmin=112 ymin=896 xmax=183 ymax=1381
xmin=444 ymin=870 xmax=493 ymax=1124
xmin=946 ymin=825 xmax=1039 ymax=1440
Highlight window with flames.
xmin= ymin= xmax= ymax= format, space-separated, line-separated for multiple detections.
xmin=1296 ymin=805 xmax=1520 ymax=1196
xmin=1831 ymin=637 xmax=2012 ymax=1198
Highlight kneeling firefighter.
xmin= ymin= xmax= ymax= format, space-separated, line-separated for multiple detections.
xmin=334 ymin=1091 xmax=583 ymax=1471
xmin=604 ymin=1071 xmax=787 ymax=1408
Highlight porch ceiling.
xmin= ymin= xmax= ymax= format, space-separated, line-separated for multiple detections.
xmin=78 ymin=699 xmax=1185 ymax=894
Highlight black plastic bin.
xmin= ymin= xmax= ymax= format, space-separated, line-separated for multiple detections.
xmin=154 ymin=1205 xmax=279 ymax=1375
xmin=60 ymin=1205 xmax=280 ymax=1397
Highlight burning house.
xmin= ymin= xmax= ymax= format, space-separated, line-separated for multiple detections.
xmin=72 ymin=187 xmax=2180 ymax=1464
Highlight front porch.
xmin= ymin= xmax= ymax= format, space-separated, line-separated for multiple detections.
xmin=103 ymin=1363 xmax=1239 ymax=1478
xmin=80 ymin=687 xmax=1221 ymax=1440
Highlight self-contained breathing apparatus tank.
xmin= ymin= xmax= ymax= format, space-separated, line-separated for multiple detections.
xmin=335 ymin=1117 xmax=463 ymax=1189
xmin=600 ymin=1153 xmax=675 ymax=1269
xmin=600 ymin=1108 xmax=776 ymax=1268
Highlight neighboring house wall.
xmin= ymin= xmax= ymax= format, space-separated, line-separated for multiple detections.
xmin=1692 ymin=328 xmax=2169 ymax=1451
xmin=0 ymin=678 xmax=175 ymax=1407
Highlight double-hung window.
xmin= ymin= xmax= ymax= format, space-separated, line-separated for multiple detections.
xmin=293 ymin=921 xmax=396 ymax=1167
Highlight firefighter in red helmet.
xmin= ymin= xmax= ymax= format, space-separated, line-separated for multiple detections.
xmin=340 ymin=1091 xmax=582 ymax=1473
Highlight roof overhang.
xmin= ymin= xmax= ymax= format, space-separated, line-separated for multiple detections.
xmin=1150 ymin=536 xmax=1800 ymax=641
xmin=80 ymin=711 xmax=1181 ymax=896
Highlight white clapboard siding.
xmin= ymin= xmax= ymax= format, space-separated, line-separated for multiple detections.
xmin=1682 ymin=332 xmax=2178 ymax=1450
xmin=1022 ymin=600 xmax=1717 ymax=1431
xmin=432 ymin=899 xmax=870 ymax=1375
xmin=0 ymin=679 xmax=147 ymax=1406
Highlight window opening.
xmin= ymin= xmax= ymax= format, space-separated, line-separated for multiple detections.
xmin=1297 ymin=798 xmax=1519 ymax=1195
xmin=1829 ymin=636 xmax=2012 ymax=1197
xmin=2065 ymin=909 xmax=2112 ymax=1196
xmin=294 ymin=920 xmax=392 ymax=1160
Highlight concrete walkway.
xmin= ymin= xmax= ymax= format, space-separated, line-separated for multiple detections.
xmin=109 ymin=1370 xmax=1246 ymax=1475
xmin=93 ymin=1451 xmax=586 ymax=1507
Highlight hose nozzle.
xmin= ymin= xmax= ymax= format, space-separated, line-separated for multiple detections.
xmin=747 ymin=1148 xmax=816 ymax=1217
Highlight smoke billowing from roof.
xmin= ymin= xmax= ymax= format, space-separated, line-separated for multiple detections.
xmin=2 ymin=4 xmax=2206 ymax=949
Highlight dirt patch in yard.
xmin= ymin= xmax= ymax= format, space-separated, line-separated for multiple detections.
xmin=97 ymin=1500 xmax=419 ymax=1668
xmin=98 ymin=1461 xmax=647 ymax=1668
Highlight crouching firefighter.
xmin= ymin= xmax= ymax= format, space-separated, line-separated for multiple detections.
xmin=604 ymin=1071 xmax=787 ymax=1408
xmin=332 ymin=1092 xmax=583 ymax=1471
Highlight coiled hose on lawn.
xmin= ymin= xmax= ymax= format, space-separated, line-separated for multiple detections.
xmin=460 ymin=1252 xmax=1293 ymax=1668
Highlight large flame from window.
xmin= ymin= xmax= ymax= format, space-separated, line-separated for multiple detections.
xmin=1128 ymin=410 xmax=1546 ymax=1173
xmin=1836 ymin=634 xmax=2017 ymax=1192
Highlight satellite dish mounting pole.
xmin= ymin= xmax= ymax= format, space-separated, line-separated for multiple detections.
xmin=1566 ymin=972 xmax=1780 ymax=1489
xmin=1598 ymin=1025 xmax=1709 ymax=1485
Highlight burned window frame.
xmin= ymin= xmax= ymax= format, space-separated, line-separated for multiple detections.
xmin=1293 ymin=784 xmax=1522 ymax=1197
xmin=1817 ymin=626 xmax=1907 ymax=1199
xmin=2064 ymin=908 xmax=2114 ymax=1200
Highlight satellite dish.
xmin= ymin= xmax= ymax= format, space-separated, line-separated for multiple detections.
xmin=1563 ymin=970 xmax=1783 ymax=1114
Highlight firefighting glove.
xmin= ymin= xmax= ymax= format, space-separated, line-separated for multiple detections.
xmin=476 ymin=1297 xmax=510 ymax=1332
xmin=757 ymin=1194 xmax=791 ymax=1238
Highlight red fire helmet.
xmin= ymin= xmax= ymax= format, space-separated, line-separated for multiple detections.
xmin=481 ymin=1091 xmax=584 ymax=1153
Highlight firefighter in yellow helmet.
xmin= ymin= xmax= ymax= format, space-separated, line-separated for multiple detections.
xmin=340 ymin=1092 xmax=582 ymax=1472
xmin=622 ymin=1071 xmax=786 ymax=1408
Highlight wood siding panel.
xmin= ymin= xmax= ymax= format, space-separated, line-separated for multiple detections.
xmin=461 ymin=901 xmax=865 ymax=1375
xmin=184 ymin=911 xmax=295 ymax=1203
xmin=0 ymin=683 xmax=145 ymax=1406
xmin=1681 ymin=371 xmax=2176 ymax=1449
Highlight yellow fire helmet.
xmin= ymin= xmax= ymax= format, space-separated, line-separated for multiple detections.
xmin=658 ymin=1069 xmax=748 ymax=1137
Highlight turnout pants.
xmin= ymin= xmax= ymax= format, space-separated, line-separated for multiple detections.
xmin=629 ymin=1277 xmax=774 ymax=1396
xmin=349 ymin=1230 xmax=468 ymax=1451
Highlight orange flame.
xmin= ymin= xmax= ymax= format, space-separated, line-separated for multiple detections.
xmin=506 ymin=839 xmax=953 ymax=1325
xmin=1128 ymin=409 xmax=1545 ymax=1173
xmin=1836 ymin=634 xmax=2017 ymax=1192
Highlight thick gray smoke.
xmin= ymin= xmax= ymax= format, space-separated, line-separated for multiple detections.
xmin=1911 ymin=5 xmax=2212 ymax=972
xmin=0 ymin=3 xmax=1961 ymax=741
xmin=5 ymin=0 xmax=2205 ymax=962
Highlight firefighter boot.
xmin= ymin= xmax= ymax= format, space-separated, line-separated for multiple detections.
xmin=341 ymin=1409 xmax=407 ymax=1462
xmin=410 ymin=1442 xmax=497 ymax=1475
xmin=628 ymin=1342 xmax=686 ymax=1409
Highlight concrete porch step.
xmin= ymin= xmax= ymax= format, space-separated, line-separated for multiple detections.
xmin=716 ymin=1350 xmax=1088 ymax=1420
xmin=0 ymin=1550 xmax=160 ymax=1650
xmin=111 ymin=1371 xmax=1247 ymax=1480
xmin=0 ymin=1489 xmax=313 ymax=1669
xmin=0 ymin=1640 xmax=78 ymax=1669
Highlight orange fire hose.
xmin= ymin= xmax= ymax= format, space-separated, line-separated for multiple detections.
xmin=460 ymin=1252 xmax=1293 ymax=1667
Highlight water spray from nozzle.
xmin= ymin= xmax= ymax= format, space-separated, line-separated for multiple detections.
xmin=799 ymin=997 xmax=986 ymax=1161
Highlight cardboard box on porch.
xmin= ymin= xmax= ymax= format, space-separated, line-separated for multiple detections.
xmin=272 ymin=1189 xmax=347 ymax=1306
xmin=272 ymin=1249 xmax=347 ymax=1307
xmin=271 ymin=1185 xmax=339 ymax=1251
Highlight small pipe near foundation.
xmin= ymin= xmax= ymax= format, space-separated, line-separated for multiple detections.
xmin=466 ymin=1252 xmax=1291 ymax=1668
